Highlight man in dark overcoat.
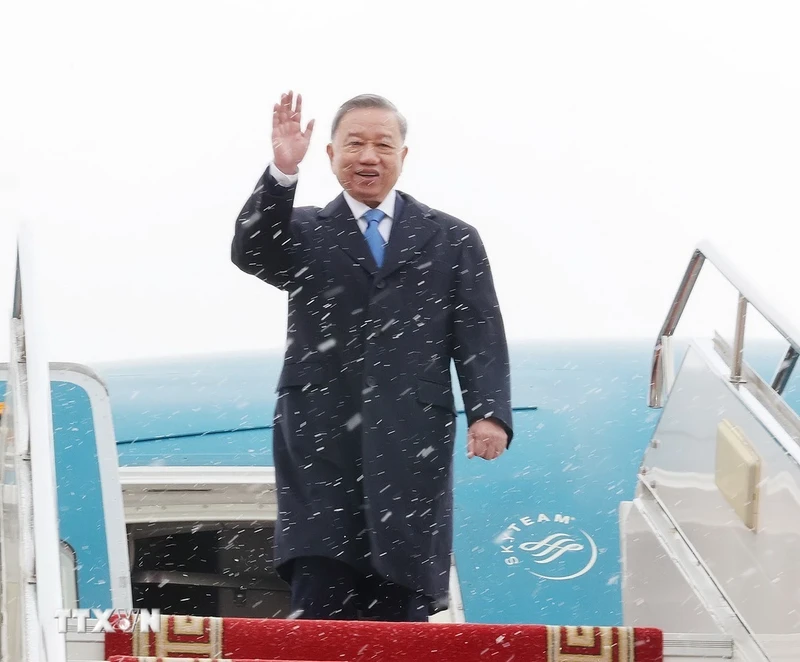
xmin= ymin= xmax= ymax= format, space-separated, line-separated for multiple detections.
xmin=231 ymin=92 xmax=513 ymax=622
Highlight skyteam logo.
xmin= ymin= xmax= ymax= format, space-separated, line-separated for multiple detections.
xmin=495 ymin=513 xmax=598 ymax=581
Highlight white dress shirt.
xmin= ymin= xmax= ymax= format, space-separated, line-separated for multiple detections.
xmin=269 ymin=162 xmax=395 ymax=242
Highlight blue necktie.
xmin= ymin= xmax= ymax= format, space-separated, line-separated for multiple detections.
xmin=363 ymin=209 xmax=386 ymax=267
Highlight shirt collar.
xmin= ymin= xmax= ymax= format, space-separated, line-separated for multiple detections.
xmin=343 ymin=189 xmax=397 ymax=221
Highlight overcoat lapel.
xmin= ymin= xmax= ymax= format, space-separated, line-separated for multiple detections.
xmin=318 ymin=194 xmax=378 ymax=275
xmin=379 ymin=192 xmax=438 ymax=280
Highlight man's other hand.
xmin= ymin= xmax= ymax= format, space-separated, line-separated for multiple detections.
xmin=273 ymin=91 xmax=315 ymax=175
xmin=467 ymin=418 xmax=508 ymax=460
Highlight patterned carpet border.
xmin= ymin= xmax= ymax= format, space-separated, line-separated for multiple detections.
xmin=105 ymin=615 xmax=663 ymax=662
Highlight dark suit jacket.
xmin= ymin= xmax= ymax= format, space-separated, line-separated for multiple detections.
xmin=231 ymin=166 xmax=513 ymax=613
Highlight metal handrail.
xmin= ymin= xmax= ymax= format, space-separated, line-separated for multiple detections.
xmin=649 ymin=239 xmax=800 ymax=408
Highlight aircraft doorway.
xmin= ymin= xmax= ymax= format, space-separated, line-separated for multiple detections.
xmin=128 ymin=520 xmax=292 ymax=619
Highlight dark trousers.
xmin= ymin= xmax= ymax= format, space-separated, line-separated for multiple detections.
xmin=288 ymin=556 xmax=429 ymax=622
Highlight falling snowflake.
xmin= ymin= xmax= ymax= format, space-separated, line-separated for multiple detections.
xmin=346 ymin=413 xmax=363 ymax=431
xmin=318 ymin=338 xmax=337 ymax=352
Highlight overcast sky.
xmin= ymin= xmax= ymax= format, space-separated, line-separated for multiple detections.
xmin=2 ymin=1 xmax=800 ymax=364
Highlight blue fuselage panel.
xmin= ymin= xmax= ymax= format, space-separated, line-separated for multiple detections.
xmin=51 ymin=380 xmax=112 ymax=608
xmin=450 ymin=343 xmax=661 ymax=624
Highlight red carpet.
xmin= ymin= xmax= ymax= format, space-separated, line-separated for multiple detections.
xmin=105 ymin=615 xmax=663 ymax=661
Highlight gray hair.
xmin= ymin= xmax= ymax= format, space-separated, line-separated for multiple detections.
xmin=331 ymin=94 xmax=407 ymax=142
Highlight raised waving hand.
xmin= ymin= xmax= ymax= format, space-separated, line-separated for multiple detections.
xmin=272 ymin=91 xmax=315 ymax=175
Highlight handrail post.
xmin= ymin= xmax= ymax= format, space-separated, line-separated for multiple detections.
xmin=649 ymin=343 xmax=662 ymax=408
xmin=730 ymin=294 xmax=747 ymax=384
xmin=662 ymin=335 xmax=675 ymax=394
xmin=648 ymin=250 xmax=705 ymax=408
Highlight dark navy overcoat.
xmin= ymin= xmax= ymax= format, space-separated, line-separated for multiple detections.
xmin=231 ymin=168 xmax=513 ymax=613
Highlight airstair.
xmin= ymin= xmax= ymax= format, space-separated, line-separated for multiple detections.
xmin=620 ymin=240 xmax=800 ymax=662
xmin=3 ymin=232 xmax=800 ymax=661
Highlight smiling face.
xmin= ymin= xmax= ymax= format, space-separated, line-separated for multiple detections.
xmin=326 ymin=107 xmax=408 ymax=207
